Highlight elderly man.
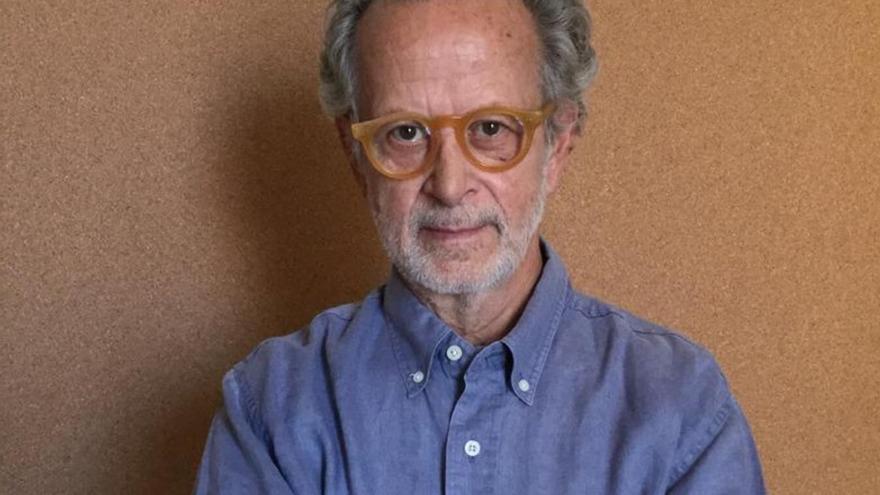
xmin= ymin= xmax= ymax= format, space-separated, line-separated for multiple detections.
xmin=194 ymin=0 xmax=765 ymax=493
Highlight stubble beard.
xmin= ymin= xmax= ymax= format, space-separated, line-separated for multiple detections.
xmin=370 ymin=172 xmax=548 ymax=295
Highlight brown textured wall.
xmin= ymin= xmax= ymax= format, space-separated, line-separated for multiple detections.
xmin=1 ymin=1 xmax=877 ymax=493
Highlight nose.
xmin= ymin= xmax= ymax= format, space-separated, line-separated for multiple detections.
xmin=422 ymin=128 xmax=476 ymax=206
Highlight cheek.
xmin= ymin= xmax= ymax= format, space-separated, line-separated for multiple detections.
xmin=487 ymin=160 xmax=545 ymax=219
xmin=364 ymin=174 xmax=422 ymax=224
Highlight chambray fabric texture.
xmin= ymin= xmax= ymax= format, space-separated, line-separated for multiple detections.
xmin=194 ymin=243 xmax=765 ymax=494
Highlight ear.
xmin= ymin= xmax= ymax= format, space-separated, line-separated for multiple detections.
xmin=543 ymin=102 xmax=580 ymax=195
xmin=335 ymin=115 xmax=367 ymax=197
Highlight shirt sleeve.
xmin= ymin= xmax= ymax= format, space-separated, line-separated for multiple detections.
xmin=667 ymin=395 xmax=766 ymax=494
xmin=192 ymin=368 xmax=296 ymax=495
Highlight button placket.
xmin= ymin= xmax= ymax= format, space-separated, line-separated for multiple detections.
xmin=443 ymin=344 xmax=509 ymax=493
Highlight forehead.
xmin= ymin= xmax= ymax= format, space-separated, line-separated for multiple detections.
xmin=354 ymin=0 xmax=542 ymax=117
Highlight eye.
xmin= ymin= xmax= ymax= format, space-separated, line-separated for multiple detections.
xmin=469 ymin=117 xmax=519 ymax=140
xmin=477 ymin=120 xmax=504 ymax=137
xmin=466 ymin=114 xmax=524 ymax=158
xmin=388 ymin=123 xmax=427 ymax=143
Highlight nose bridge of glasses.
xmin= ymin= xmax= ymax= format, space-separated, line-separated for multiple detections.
xmin=421 ymin=114 xmax=466 ymax=157
xmin=428 ymin=114 xmax=478 ymax=164
xmin=427 ymin=114 xmax=466 ymax=143
xmin=428 ymin=114 xmax=465 ymax=129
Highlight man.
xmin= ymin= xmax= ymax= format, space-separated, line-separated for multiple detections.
xmin=194 ymin=0 xmax=766 ymax=493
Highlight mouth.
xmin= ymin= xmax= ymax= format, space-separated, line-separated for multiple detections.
xmin=420 ymin=224 xmax=488 ymax=242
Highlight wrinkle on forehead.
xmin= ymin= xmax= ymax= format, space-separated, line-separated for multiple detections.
xmin=377 ymin=36 xmax=513 ymax=83
xmin=355 ymin=0 xmax=541 ymax=114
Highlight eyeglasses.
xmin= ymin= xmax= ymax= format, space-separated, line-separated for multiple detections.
xmin=350 ymin=104 xmax=556 ymax=180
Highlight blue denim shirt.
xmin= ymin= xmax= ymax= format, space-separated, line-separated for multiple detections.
xmin=194 ymin=243 xmax=765 ymax=494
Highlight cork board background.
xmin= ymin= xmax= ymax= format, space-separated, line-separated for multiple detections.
xmin=2 ymin=0 xmax=878 ymax=493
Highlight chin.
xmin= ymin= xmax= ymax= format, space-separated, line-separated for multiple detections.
xmin=399 ymin=247 xmax=520 ymax=295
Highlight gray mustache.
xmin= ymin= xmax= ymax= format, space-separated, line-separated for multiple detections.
xmin=413 ymin=208 xmax=505 ymax=233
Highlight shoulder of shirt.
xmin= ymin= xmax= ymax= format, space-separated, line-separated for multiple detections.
xmin=247 ymin=300 xmax=357 ymax=355
xmin=222 ymin=290 xmax=382 ymax=409
xmin=563 ymin=288 xmax=734 ymax=422
xmin=563 ymin=288 xmax=737 ymax=478
xmin=565 ymin=288 xmax=727 ymax=381
xmin=565 ymin=288 xmax=698 ymax=344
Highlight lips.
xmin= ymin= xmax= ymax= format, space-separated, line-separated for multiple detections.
xmin=420 ymin=224 xmax=488 ymax=241
xmin=423 ymin=224 xmax=485 ymax=234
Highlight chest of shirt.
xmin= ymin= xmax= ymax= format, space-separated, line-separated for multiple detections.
xmin=263 ymin=343 xmax=680 ymax=495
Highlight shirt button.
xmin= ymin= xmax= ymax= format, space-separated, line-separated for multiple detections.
xmin=446 ymin=345 xmax=463 ymax=361
xmin=464 ymin=440 xmax=481 ymax=457
xmin=411 ymin=371 xmax=425 ymax=384
xmin=518 ymin=379 xmax=531 ymax=392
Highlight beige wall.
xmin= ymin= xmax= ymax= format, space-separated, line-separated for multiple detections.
xmin=2 ymin=1 xmax=878 ymax=493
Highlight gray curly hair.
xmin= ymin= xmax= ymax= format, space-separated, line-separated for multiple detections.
xmin=318 ymin=0 xmax=598 ymax=137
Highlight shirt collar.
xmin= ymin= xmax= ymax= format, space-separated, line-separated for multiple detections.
xmin=382 ymin=267 xmax=453 ymax=398
xmin=499 ymin=240 xmax=570 ymax=405
xmin=381 ymin=239 xmax=571 ymax=404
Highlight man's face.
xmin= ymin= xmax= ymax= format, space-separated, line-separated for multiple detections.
xmin=348 ymin=0 xmax=568 ymax=294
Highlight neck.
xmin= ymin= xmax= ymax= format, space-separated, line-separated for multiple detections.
xmin=406 ymin=238 xmax=544 ymax=346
